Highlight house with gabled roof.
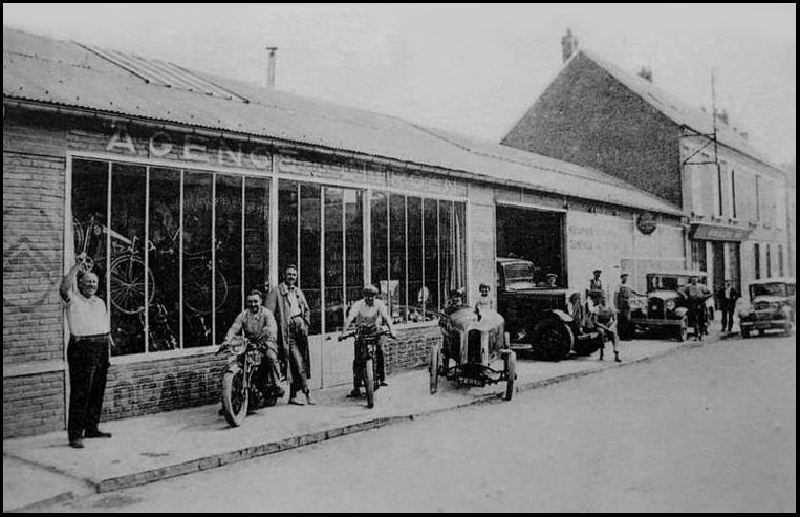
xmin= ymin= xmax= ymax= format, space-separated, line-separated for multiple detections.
xmin=502 ymin=30 xmax=793 ymax=301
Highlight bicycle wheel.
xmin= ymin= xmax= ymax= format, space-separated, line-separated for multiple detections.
xmin=184 ymin=262 xmax=229 ymax=315
xmin=109 ymin=255 xmax=156 ymax=314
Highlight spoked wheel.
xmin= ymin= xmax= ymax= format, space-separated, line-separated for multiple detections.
xmin=429 ymin=342 xmax=441 ymax=394
xmin=503 ymin=350 xmax=516 ymax=401
xmin=221 ymin=368 xmax=248 ymax=427
xmin=364 ymin=358 xmax=375 ymax=409
xmin=109 ymin=255 xmax=156 ymax=314
xmin=533 ymin=320 xmax=574 ymax=361
xmin=184 ymin=263 xmax=229 ymax=316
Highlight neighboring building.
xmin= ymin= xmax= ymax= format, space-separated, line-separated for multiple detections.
xmin=502 ymin=30 xmax=793 ymax=300
xmin=4 ymin=27 xmax=684 ymax=437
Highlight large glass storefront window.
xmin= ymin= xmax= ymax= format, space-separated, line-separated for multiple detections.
xmin=72 ymin=160 xmax=466 ymax=351
xmin=371 ymin=196 xmax=466 ymax=324
xmin=71 ymin=158 xmax=269 ymax=357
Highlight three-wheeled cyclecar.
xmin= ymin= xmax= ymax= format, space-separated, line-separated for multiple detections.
xmin=429 ymin=306 xmax=516 ymax=401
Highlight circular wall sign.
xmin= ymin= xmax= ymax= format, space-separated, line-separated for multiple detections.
xmin=636 ymin=212 xmax=657 ymax=235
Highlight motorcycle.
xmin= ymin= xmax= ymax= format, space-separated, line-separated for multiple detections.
xmin=338 ymin=325 xmax=392 ymax=409
xmin=216 ymin=336 xmax=282 ymax=427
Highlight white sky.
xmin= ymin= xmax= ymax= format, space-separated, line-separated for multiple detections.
xmin=3 ymin=3 xmax=796 ymax=166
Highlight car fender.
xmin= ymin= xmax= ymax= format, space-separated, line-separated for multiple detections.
xmin=548 ymin=308 xmax=572 ymax=323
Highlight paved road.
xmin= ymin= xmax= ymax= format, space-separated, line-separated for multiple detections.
xmin=39 ymin=334 xmax=795 ymax=513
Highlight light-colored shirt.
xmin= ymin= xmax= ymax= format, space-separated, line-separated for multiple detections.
xmin=286 ymin=287 xmax=302 ymax=318
xmin=225 ymin=306 xmax=277 ymax=343
xmin=475 ymin=296 xmax=494 ymax=312
xmin=685 ymin=283 xmax=711 ymax=300
xmin=344 ymin=299 xmax=395 ymax=335
xmin=65 ymin=285 xmax=109 ymax=337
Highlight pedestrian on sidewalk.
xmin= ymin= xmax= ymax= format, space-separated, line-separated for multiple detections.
xmin=265 ymin=265 xmax=314 ymax=406
xmin=615 ymin=273 xmax=641 ymax=341
xmin=716 ymin=279 xmax=739 ymax=333
xmin=60 ymin=254 xmax=113 ymax=449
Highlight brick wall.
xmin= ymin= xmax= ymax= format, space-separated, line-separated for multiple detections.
xmin=103 ymin=352 xmax=226 ymax=420
xmin=384 ymin=326 xmax=441 ymax=373
xmin=3 ymin=371 xmax=66 ymax=437
xmin=502 ymin=53 xmax=683 ymax=207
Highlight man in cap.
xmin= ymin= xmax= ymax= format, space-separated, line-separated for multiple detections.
xmin=615 ymin=273 xmax=641 ymax=341
xmin=341 ymin=285 xmax=397 ymax=397
xmin=538 ymin=273 xmax=558 ymax=288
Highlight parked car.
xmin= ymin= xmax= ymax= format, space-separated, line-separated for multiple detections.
xmin=630 ymin=270 xmax=715 ymax=342
xmin=496 ymin=257 xmax=603 ymax=361
xmin=429 ymin=306 xmax=516 ymax=400
xmin=738 ymin=277 xmax=796 ymax=338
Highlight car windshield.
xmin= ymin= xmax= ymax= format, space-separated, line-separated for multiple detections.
xmin=750 ymin=282 xmax=787 ymax=298
xmin=647 ymin=274 xmax=706 ymax=292
xmin=503 ymin=263 xmax=536 ymax=289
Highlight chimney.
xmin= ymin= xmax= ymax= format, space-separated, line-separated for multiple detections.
xmin=561 ymin=29 xmax=579 ymax=63
xmin=637 ymin=66 xmax=653 ymax=82
xmin=266 ymin=46 xmax=278 ymax=89
xmin=716 ymin=108 xmax=729 ymax=125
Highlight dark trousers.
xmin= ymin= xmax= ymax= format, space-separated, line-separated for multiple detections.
xmin=67 ymin=335 xmax=110 ymax=441
xmin=352 ymin=336 xmax=386 ymax=389
xmin=689 ymin=301 xmax=708 ymax=336
xmin=720 ymin=304 xmax=734 ymax=331
xmin=287 ymin=320 xmax=309 ymax=398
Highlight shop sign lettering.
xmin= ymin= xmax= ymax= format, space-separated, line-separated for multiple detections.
xmin=106 ymin=126 xmax=271 ymax=169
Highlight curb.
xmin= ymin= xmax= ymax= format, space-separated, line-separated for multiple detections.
xmin=22 ymin=338 xmax=713 ymax=499
xmin=5 ymin=490 xmax=78 ymax=513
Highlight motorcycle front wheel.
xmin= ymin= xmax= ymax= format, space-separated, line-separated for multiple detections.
xmin=221 ymin=368 xmax=248 ymax=427
xmin=364 ymin=358 xmax=375 ymax=409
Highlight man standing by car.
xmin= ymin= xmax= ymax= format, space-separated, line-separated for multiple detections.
xmin=683 ymin=275 xmax=712 ymax=340
xmin=716 ymin=279 xmax=739 ymax=333
xmin=265 ymin=265 xmax=313 ymax=406
xmin=60 ymin=255 xmax=113 ymax=449
xmin=615 ymin=273 xmax=640 ymax=341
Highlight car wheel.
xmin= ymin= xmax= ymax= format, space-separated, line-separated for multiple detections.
xmin=532 ymin=319 xmax=574 ymax=361
xmin=677 ymin=321 xmax=688 ymax=342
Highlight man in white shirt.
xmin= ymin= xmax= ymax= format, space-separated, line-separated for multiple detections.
xmin=341 ymin=285 xmax=397 ymax=397
xmin=60 ymin=254 xmax=113 ymax=449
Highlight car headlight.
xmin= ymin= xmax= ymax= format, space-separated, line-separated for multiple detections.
xmin=665 ymin=300 xmax=676 ymax=311
xmin=737 ymin=304 xmax=754 ymax=318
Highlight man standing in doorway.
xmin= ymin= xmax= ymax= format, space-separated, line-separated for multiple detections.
xmin=716 ymin=279 xmax=739 ymax=333
xmin=60 ymin=255 xmax=113 ymax=449
xmin=266 ymin=265 xmax=314 ymax=406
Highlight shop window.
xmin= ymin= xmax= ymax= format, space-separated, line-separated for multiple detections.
xmin=407 ymin=197 xmax=425 ymax=322
xmin=300 ymin=184 xmax=322 ymax=336
xmin=389 ymin=194 xmax=407 ymax=323
xmin=324 ymin=187 xmax=345 ymax=331
xmin=691 ymin=241 xmax=707 ymax=272
xmin=766 ymin=243 xmax=772 ymax=278
xmin=147 ymin=167 xmax=181 ymax=351
xmin=371 ymin=191 xmax=389 ymax=302
xmin=344 ymin=189 xmax=364 ymax=316
xmin=70 ymin=158 xmax=270 ymax=357
xmin=423 ymin=198 xmax=440 ymax=314
xmin=181 ymin=171 xmax=214 ymax=348
xmin=778 ymin=244 xmax=784 ymax=277
xmin=754 ymin=243 xmax=761 ymax=279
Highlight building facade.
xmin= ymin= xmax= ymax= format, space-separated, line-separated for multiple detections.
xmin=4 ymin=27 xmax=684 ymax=437
xmin=502 ymin=38 xmax=794 ymax=299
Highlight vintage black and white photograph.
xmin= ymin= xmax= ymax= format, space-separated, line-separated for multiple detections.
xmin=3 ymin=3 xmax=795 ymax=512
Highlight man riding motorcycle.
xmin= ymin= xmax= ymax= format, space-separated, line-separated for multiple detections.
xmin=340 ymin=285 xmax=397 ymax=398
xmin=221 ymin=290 xmax=284 ymax=402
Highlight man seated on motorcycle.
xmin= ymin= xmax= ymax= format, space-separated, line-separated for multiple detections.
xmin=223 ymin=289 xmax=284 ymax=400
xmin=341 ymin=285 xmax=397 ymax=398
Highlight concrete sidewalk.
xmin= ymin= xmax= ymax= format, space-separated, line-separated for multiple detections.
xmin=3 ymin=334 xmax=720 ymax=512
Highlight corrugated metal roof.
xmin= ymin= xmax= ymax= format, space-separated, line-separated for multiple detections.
xmin=3 ymin=26 xmax=682 ymax=215
xmin=579 ymin=50 xmax=785 ymax=172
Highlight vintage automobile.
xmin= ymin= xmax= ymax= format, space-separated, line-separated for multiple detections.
xmin=738 ymin=277 xmax=796 ymax=338
xmin=630 ymin=270 xmax=715 ymax=341
xmin=495 ymin=257 xmax=603 ymax=361
xmin=429 ymin=305 xmax=516 ymax=400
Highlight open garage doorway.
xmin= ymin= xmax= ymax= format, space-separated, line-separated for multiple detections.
xmin=496 ymin=205 xmax=566 ymax=286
